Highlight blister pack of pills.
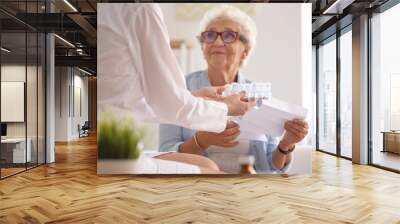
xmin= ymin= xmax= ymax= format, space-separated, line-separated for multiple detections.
xmin=222 ymin=82 xmax=272 ymax=108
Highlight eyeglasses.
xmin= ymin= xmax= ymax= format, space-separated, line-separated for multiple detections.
xmin=200 ymin=31 xmax=240 ymax=44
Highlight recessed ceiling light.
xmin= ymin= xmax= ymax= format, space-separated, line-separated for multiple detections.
xmin=78 ymin=67 xmax=93 ymax=76
xmin=1 ymin=47 xmax=11 ymax=53
xmin=322 ymin=0 xmax=354 ymax=15
xmin=54 ymin=34 xmax=75 ymax=48
xmin=63 ymin=0 xmax=78 ymax=12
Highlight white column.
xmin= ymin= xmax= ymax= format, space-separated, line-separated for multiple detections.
xmin=46 ymin=32 xmax=55 ymax=163
xmin=352 ymin=14 xmax=369 ymax=164
xmin=45 ymin=0 xmax=56 ymax=163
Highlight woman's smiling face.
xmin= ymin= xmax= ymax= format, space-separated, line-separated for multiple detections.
xmin=202 ymin=19 xmax=249 ymax=70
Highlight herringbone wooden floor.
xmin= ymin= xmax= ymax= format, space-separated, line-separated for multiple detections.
xmin=1 ymin=135 xmax=400 ymax=224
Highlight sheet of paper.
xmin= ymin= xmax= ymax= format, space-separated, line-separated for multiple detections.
xmin=235 ymin=98 xmax=308 ymax=138
xmin=236 ymin=130 xmax=268 ymax=141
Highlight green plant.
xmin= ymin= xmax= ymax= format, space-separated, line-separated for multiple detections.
xmin=98 ymin=111 xmax=144 ymax=160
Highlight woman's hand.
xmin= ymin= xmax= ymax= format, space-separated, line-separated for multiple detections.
xmin=196 ymin=120 xmax=240 ymax=149
xmin=279 ymin=118 xmax=309 ymax=151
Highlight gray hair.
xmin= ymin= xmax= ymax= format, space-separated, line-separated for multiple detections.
xmin=199 ymin=5 xmax=257 ymax=67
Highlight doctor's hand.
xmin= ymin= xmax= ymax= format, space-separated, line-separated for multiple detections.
xmin=279 ymin=118 xmax=309 ymax=151
xmin=191 ymin=86 xmax=225 ymax=100
xmin=196 ymin=121 xmax=240 ymax=149
xmin=222 ymin=91 xmax=256 ymax=116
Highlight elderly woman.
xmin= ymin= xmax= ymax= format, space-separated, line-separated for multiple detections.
xmin=159 ymin=5 xmax=309 ymax=173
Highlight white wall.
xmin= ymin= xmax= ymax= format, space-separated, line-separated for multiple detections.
xmin=1 ymin=64 xmax=46 ymax=164
xmin=72 ymin=73 xmax=89 ymax=138
xmin=1 ymin=65 xmax=38 ymax=138
xmin=55 ymin=67 xmax=89 ymax=141
xmin=1 ymin=65 xmax=26 ymax=139
xmin=55 ymin=67 xmax=69 ymax=141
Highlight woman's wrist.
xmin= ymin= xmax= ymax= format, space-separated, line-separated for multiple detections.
xmin=277 ymin=145 xmax=295 ymax=155
xmin=278 ymin=140 xmax=294 ymax=152
xmin=195 ymin=132 xmax=208 ymax=150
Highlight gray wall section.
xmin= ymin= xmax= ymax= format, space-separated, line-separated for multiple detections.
xmin=54 ymin=66 xmax=89 ymax=141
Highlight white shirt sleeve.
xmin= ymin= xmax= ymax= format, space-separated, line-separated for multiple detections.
xmin=132 ymin=5 xmax=228 ymax=133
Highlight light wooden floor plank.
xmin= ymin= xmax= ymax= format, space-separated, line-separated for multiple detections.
xmin=1 ymin=135 xmax=400 ymax=223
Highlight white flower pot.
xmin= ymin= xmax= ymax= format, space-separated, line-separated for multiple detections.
xmin=97 ymin=153 xmax=201 ymax=174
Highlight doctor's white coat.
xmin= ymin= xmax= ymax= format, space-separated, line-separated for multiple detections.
xmin=97 ymin=3 xmax=228 ymax=133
